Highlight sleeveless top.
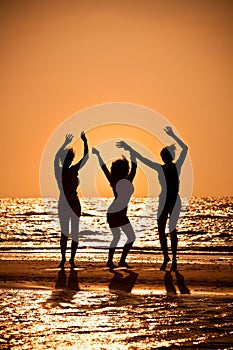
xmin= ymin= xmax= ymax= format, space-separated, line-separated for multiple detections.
xmin=159 ymin=162 xmax=179 ymax=201
xmin=61 ymin=166 xmax=80 ymax=201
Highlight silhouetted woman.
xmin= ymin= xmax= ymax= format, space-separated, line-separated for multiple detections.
xmin=92 ymin=147 xmax=137 ymax=269
xmin=117 ymin=127 xmax=188 ymax=271
xmin=54 ymin=132 xmax=89 ymax=268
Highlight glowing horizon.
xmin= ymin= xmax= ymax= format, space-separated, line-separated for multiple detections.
xmin=39 ymin=103 xmax=193 ymax=200
xmin=1 ymin=1 xmax=232 ymax=197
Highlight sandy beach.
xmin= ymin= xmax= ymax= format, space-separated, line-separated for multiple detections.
xmin=1 ymin=253 xmax=232 ymax=295
xmin=1 ymin=253 xmax=233 ymax=349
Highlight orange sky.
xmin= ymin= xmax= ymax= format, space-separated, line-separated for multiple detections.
xmin=1 ymin=0 xmax=233 ymax=197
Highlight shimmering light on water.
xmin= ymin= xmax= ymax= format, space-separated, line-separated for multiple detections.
xmin=1 ymin=288 xmax=233 ymax=349
xmin=0 ymin=197 xmax=233 ymax=349
xmin=0 ymin=197 xmax=232 ymax=253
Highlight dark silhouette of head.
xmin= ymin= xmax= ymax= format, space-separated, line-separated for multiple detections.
xmin=111 ymin=157 xmax=129 ymax=181
xmin=160 ymin=146 xmax=175 ymax=164
xmin=63 ymin=148 xmax=75 ymax=167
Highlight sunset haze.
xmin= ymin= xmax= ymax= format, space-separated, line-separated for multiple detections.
xmin=1 ymin=0 xmax=232 ymax=197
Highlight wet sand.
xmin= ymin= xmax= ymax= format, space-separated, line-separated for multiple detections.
xmin=0 ymin=254 xmax=232 ymax=295
xmin=1 ymin=254 xmax=233 ymax=349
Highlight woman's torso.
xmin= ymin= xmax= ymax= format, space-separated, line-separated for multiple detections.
xmin=108 ymin=178 xmax=134 ymax=214
xmin=59 ymin=166 xmax=80 ymax=201
xmin=158 ymin=162 xmax=179 ymax=200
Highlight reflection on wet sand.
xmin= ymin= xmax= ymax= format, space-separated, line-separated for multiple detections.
xmin=175 ymin=270 xmax=190 ymax=294
xmin=55 ymin=268 xmax=80 ymax=291
xmin=164 ymin=271 xmax=177 ymax=296
xmin=109 ymin=270 xmax=139 ymax=294
xmin=164 ymin=270 xmax=190 ymax=296
xmin=43 ymin=268 xmax=80 ymax=309
xmin=1 ymin=264 xmax=232 ymax=350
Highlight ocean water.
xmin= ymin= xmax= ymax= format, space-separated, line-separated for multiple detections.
xmin=0 ymin=197 xmax=233 ymax=257
xmin=0 ymin=197 xmax=233 ymax=349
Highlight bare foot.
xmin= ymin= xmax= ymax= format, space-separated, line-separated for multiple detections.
xmin=160 ymin=257 xmax=170 ymax=270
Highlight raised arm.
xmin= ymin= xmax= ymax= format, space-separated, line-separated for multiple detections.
xmin=54 ymin=134 xmax=74 ymax=178
xmin=92 ymin=147 xmax=112 ymax=184
xmin=73 ymin=131 xmax=89 ymax=171
xmin=164 ymin=127 xmax=188 ymax=171
xmin=116 ymin=141 xmax=160 ymax=172
xmin=126 ymin=150 xmax=137 ymax=183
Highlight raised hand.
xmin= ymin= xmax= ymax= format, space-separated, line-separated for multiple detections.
xmin=164 ymin=126 xmax=175 ymax=137
xmin=64 ymin=133 xmax=74 ymax=145
xmin=116 ymin=141 xmax=131 ymax=151
xmin=169 ymin=143 xmax=176 ymax=152
xmin=92 ymin=147 xmax=100 ymax=155
xmin=81 ymin=131 xmax=87 ymax=142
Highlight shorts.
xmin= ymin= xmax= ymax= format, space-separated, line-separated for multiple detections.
xmin=107 ymin=207 xmax=130 ymax=228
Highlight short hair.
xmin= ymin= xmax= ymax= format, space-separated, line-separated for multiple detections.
xmin=160 ymin=147 xmax=174 ymax=163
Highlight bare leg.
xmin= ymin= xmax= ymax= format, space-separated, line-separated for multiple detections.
xmin=69 ymin=214 xmax=80 ymax=268
xmin=119 ymin=223 xmax=136 ymax=268
xmin=107 ymin=227 xmax=121 ymax=269
xmin=58 ymin=233 xmax=68 ymax=268
xmin=157 ymin=210 xmax=170 ymax=270
xmin=170 ymin=230 xmax=178 ymax=271
xmin=169 ymin=197 xmax=181 ymax=271
xmin=58 ymin=200 xmax=69 ymax=268
xmin=70 ymin=241 xmax=78 ymax=268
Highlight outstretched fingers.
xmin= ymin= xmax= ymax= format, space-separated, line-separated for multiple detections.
xmin=116 ymin=141 xmax=130 ymax=150
xmin=164 ymin=126 xmax=175 ymax=136
xmin=65 ymin=134 xmax=74 ymax=143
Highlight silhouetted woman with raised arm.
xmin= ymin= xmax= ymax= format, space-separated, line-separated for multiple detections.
xmin=117 ymin=127 xmax=188 ymax=271
xmin=92 ymin=147 xmax=137 ymax=269
xmin=54 ymin=132 xmax=89 ymax=268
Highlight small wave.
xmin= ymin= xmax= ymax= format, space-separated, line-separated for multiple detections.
xmin=79 ymin=230 xmax=101 ymax=236
xmin=0 ymin=245 xmax=232 ymax=254
xmin=187 ymin=214 xmax=233 ymax=219
xmin=14 ymin=211 xmax=51 ymax=216
xmin=177 ymin=230 xmax=209 ymax=235
xmin=218 ymin=232 xmax=232 ymax=238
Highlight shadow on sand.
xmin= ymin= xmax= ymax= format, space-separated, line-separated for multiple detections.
xmin=55 ymin=268 xmax=80 ymax=291
xmin=43 ymin=268 xmax=80 ymax=309
xmin=109 ymin=270 xmax=139 ymax=294
xmin=164 ymin=270 xmax=190 ymax=296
